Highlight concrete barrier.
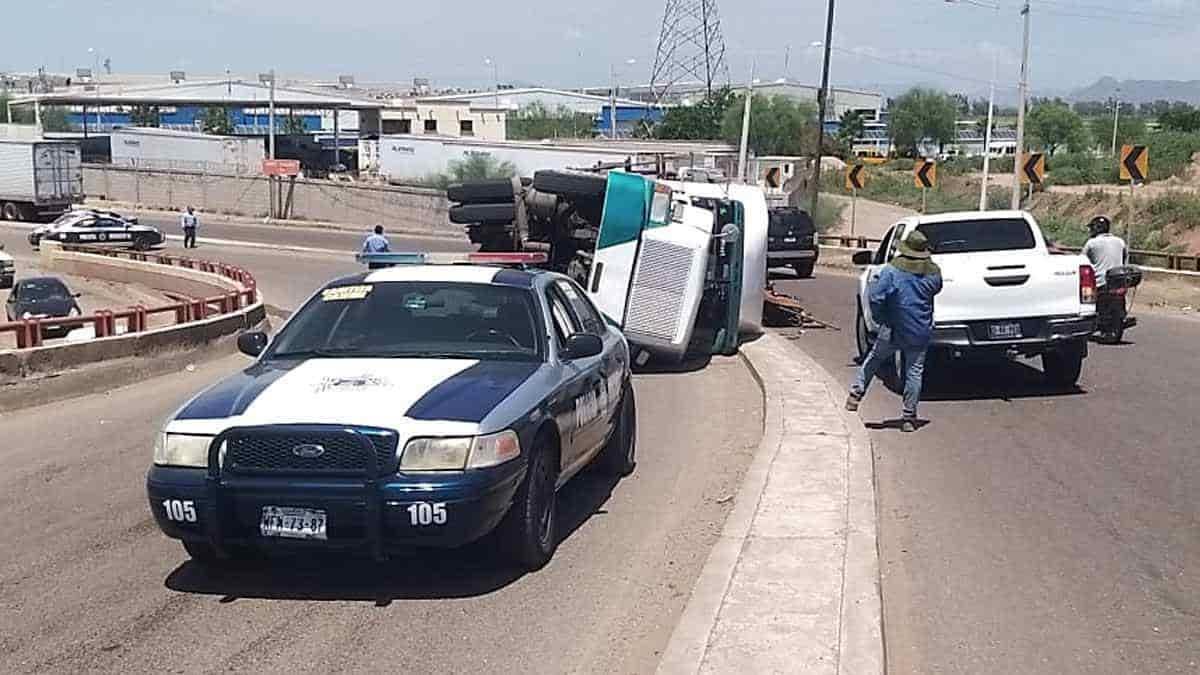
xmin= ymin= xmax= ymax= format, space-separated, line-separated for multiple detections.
xmin=84 ymin=164 xmax=453 ymax=235
xmin=0 ymin=242 xmax=264 ymax=382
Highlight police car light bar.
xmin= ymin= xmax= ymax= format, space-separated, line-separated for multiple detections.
xmin=356 ymin=251 xmax=549 ymax=267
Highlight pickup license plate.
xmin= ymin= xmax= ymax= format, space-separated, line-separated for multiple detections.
xmin=783 ymin=237 xmax=797 ymax=243
xmin=260 ymin=506 xmax=327 ymax=540
xmin=987 ymin=322 xmax=1023 ymax=340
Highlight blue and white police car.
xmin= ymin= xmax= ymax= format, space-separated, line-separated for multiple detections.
xmin=147 ymin=252 xmax=635 ymax=570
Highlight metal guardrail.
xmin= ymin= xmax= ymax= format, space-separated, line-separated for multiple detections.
xmin=0 ymin=245 xmax=258 ymax=350
xmin=819 ymin=235 xmax=1200 ymax=272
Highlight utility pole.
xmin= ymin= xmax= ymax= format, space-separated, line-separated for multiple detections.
xmin=980 ymin=8 xmax=998 ymax=210
xmin=268 ymin=69 xmax=276 ymax=160
xmin=1110 ymin=88 xmax=1121 ymax=157
xmin=1010 ymin=0 xmax=1031 ymax=210
xmin=610 ymin=64 xmax=618 ymax=140
xmin=810 ymin=0 xmax=836 ymax=217
xmin=737 ymin=62 xmax=756 ymax=182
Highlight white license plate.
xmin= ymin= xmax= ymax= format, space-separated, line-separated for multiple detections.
xmin=783 ymin=237 xmax=797 ymax=243
xmin=260 ymin=506 xmax=327 ymax=540
xmin=988 ymin=322 xmax=1023 ymax=340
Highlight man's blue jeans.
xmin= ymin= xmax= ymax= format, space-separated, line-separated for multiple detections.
xmin=851 ymin=331 xmax=927 ymax=419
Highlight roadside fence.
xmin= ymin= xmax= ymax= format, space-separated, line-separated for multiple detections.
xmin=0 ymin=245 xmax=257 ymax=350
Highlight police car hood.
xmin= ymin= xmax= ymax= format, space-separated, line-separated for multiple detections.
xmin=168 ymin=357 xmax=543 ymax=436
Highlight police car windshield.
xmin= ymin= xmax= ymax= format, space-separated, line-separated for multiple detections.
xmin=269 ymin=281 xmax=542 ymax=361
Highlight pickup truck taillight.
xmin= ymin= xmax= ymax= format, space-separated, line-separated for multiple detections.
xmin=1079 ymin=265 xmax=1097 ymax=304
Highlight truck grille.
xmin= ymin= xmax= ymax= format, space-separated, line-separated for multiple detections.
xmin=223 ymin=428 xmax=398 ymax=475
xmin=626 ymin=238 xmax=696 ymax=342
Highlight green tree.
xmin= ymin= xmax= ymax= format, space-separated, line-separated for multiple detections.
xmin=719 ymin=94 xmax=818 ymax=157
xmin=40 ymin=106 xmax=70 ymax=132
xmin=1027 ymin=102 xmax=1087 ymax=155
xmin=280 ymin=114 xmax=308 ymax=135
xmin=200 ymin=106 xmax=233 ymax=135
xmin=888 ymin=88 xmax=957 ymax=156
xmin=507 ymin=102 xmax=596 ymax=140
xmin=835 ymin=110 xmax=865 ymax=157
xmin=654 ymin=87 xmax=737 ymax=140
xmin=130 ymin=105 xmax=160 ymax=127
xmin=1087 ymin=114 xmax=1145 ymax=152
xmin=1159 ymin=104 xmax=1200 ymax=132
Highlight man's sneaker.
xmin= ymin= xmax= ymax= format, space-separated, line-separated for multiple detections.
xmin=845 ymin=393 xmax=862 ymax=412
xmin=900 ymin=418 xmax=917 ymax=433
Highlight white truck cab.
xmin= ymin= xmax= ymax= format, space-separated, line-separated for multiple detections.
xmin=853 ymin=210 xmax=1098 ymax=386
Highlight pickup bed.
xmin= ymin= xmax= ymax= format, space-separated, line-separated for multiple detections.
xmin=852 ymin=211 xmax=1097 ymax=386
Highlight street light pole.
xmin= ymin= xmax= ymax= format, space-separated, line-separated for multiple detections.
xmin=737 ymin=63 xmax=757 ymax=182
xmin=980 ymin=3 xmax=999 ymax=210
xmin=1110 ymin=88 xmax=1121 ymax=157
xmin=610 ymin=64 xmax=617 ymax=140
xmin=485 ymin=58 xmax=499 ymax=108
xmin=268 ymin=69 xmax=276 ymax=160
xmin=810 ymin=0 xmax=836 ymax=217
xmin=1010 ymin=0 xmax=1031 ymax=210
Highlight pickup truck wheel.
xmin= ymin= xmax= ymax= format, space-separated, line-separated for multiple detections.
xmin=532 ymin=170 xmax=607 ymax=199
xmin=792 ymin=260 xmax=815 ymax=278
xmin=598 ymin=382 xmax=637 ymax=477
xmin=855 ymin=302 xmax=872 ymax=361
xmin=1042 ymin=349 xmax=1084 ymax=387
xmin=497 ymin=434 xmax=559 ymax=570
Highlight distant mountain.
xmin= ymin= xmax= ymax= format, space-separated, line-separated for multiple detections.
xmin=1070 ymin=77 xmax=1200 ymax=104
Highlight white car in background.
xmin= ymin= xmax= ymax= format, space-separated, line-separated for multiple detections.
xmin=852 ymin=211 xmax=1098 ymax=387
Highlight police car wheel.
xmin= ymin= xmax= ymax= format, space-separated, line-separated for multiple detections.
xmin=599 ymin=383 xmax=637 ymax=477
xmin=131 ymin=234 xmax=152 ymax=251
xmin=497 ymin=435 xmax=559 ymax=570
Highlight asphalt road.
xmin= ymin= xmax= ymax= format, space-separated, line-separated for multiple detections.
xmin=774 ymin=269 xmax=1200 ymax=675
xmin=0 ymin=228 xmax=762 ymax=674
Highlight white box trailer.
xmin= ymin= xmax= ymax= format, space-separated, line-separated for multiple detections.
xmin=377 ymin=135 xmax=738 ymax=184
xmin=110 ymin=127 xmax=265 ymax=176
xmin=0 ymin=140 xmax=83 ymax=221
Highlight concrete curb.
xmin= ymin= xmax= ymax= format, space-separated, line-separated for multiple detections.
xmin=657 ymin=332 xmax=884 ymax=674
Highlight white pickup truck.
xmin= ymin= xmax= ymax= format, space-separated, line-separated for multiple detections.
xmin=852 ymin=210 xmax=1098 ymax=386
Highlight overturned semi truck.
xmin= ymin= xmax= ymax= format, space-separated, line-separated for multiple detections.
xmin=447 ymin=170 xmax=767 ymax=362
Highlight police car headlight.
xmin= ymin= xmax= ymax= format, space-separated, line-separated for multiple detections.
xmin=467 ymin=430 xmax=521 ymax=469
xmin=400 ymin=437 xmax=472 ymax=471
xmin=154 ymin=433 xmax=214 ymax=468
xmin=400 ymin=431 xmax=521 ymax=472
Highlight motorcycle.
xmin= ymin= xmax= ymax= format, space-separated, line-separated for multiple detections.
xmin=1095 ymin=265 xmax=1142 ymax=344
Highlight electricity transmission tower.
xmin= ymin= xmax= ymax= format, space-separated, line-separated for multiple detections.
xmin=649 ymin=0 xmax=730 ymax=104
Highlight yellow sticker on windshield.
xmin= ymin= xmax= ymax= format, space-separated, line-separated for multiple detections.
xmin=322 ymin=285 xmax=373 ymax=302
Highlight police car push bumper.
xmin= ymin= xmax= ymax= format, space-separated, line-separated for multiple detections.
xmin=147 ymin=435 xmax=527 ymax=558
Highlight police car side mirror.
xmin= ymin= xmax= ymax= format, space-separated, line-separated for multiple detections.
xmin=562 ymin=333 xmax=603 ymax=360
xmin=128 ymin=218 xmax=138 ymax=225
xmin=238 ymin=331 xmax=269 ymax=357
xmin=852 ymin=250 xmax=873 ymax=266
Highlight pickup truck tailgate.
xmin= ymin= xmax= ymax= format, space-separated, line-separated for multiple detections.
xmin=934 ymin=250 xmax=1083 ymax=322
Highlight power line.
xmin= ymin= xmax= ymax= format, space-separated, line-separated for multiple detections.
xmin=830 ymin=46 xmax=1019 ymax=91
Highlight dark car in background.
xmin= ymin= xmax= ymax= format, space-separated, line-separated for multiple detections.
xmin=4 ymin=276 xmax=82 ymax=337
xmin=766 ymin=207 xmax=819 ymax=278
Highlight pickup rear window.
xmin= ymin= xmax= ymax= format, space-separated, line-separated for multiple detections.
xmin=916 ymin=218 xmax=1036 ymax=254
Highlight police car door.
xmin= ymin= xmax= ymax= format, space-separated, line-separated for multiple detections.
xmin=554 ymin=278 xmax=624 ymax=447
xmin=545 ymin=283 xmax=608 ymax=470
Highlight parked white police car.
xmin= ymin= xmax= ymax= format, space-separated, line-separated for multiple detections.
xmin=147 ymin=252 xmax=636 ymax=570
xmin=29 ymin=209 xmax=165 ymax=250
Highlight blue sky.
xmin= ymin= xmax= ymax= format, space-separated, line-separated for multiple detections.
xmin=5 ymin=0 xmax=1199 ymax=98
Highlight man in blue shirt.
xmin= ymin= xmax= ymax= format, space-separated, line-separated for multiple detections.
xmin=362 ymin=225 xmax=390 ymax=268
xmin=845 ymin=229 xmax=943 ymax=432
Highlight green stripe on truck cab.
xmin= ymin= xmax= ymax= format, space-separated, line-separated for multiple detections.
xmin=597 ymin=172 xmax=651 ymax=250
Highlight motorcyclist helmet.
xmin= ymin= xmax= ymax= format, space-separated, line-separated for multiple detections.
xmin=1088 ymin=215 xmax=1111 ymax=236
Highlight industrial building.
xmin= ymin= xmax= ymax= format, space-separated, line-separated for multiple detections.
xmin=416 ymin=88 xmax=662 ymax=139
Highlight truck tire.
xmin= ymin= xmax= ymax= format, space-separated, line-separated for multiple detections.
xmin=449 ymin=203 xmax=516 ymax=225
xmin=1043 ymin=348 xmax=1084 ymax=388
xmin=532 ymin=170 xmax=607 ymax=199
xmin=447 ymin=179 xmax=518 ymax=205
xmin=0 ymin=202 xmax=20 ymax=221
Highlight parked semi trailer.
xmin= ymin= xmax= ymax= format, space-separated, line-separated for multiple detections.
xmin=0 ymin=140 xmax=83 ymax=222
xmin=447 ymin=170 xmax=767 ymax=362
